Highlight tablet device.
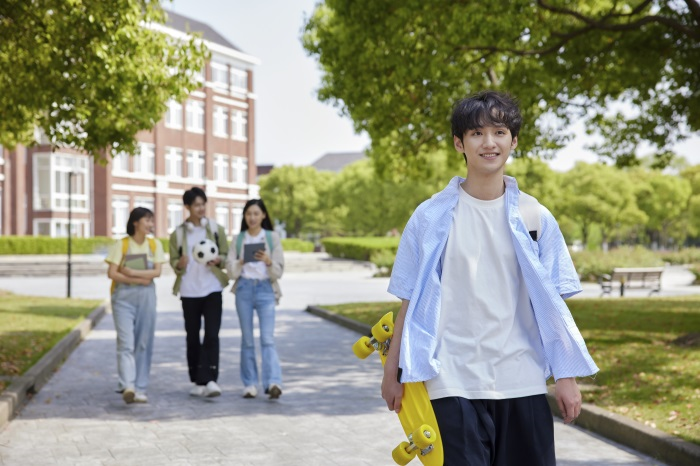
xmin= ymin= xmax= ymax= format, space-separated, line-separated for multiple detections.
xmin=243 ymin=242 xmax=266 ymax=263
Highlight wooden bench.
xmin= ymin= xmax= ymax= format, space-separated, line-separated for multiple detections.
xmin=599 ymin=267 xmax=664 ymax=297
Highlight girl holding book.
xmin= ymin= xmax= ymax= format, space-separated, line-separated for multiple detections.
xmin=226 ymin=199 xmax=285 ymax=399
xmin=105 ymin=207 xmax=166 ymax=404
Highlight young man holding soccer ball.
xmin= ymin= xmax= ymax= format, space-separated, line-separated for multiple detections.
xmin=169 ymin=187 xmax=229 ymax=397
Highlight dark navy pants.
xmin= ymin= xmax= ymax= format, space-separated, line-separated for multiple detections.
xmin=431 ymin=394 xmax=555 ymax=466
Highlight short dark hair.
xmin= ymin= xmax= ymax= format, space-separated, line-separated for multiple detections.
xmin=451 ymin=91 xmax=522 ymax=141
xmin=240 ymin=199 xmax=274 ymax=232
xmin=126 ymin=207 xmax=154 ymax=236
xmin=183 ymin=187 xmax=207 ymax=206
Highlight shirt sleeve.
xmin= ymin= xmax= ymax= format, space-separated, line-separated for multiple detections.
xmin=104 ymin=240 xmax=123 ymax=266
xmin=538 ymin=206 xmax=582 ymax=299
xmin=388 ymin=212 xmax=421 ymax=300
xmin=153 ymin=239 xmax=167 ymax=264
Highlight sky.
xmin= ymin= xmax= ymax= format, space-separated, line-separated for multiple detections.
xmin=166 ymin=0 xmax=699 ymax=171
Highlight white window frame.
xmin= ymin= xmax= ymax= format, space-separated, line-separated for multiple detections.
xmin=211 ymin=62 xmax=229 ymax=91
xmin=231 ymin=110 xmax=248 ymax=141
xmin=112 ymin=196 xmax=130 ymax=236
xmin=215 ymin=203 xmax=229 ymax=235
xmin=33 ymin=219 xmax=90 ymax=238
xmin=232 ymin=207 xmax=243 ymax=235
xmin=230 ymin=67 xmax=248 ymax=91
xmin=165 ymin=147 xmax=183 ymax=177
xmin=231 ymin=156 xmax=248 ymax=184
xmin=133 ymin=143 xmax=155 ymax=175
xmin=167 ymin=200 xmax=184 ymax=234
xmin=112 ymin=151 xmax=129 ymax=174
xmin=134 ymin=197 xmax=155 ymax=213
xmin=186 ymin=99 xmax=205 ymax=133
xmin=165 ymin=99 xmax=183 ymax=129
xmin=186 ymin=150 xmax=205 ymax=180
xmin=213 ymin=105 xmax=228 ymax=137
xmin=214 ymin=154 xmax=229 ymax=182
xmin=33 ymin=153 xmax=89 ymax=212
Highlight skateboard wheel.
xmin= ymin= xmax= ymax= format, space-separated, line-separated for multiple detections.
xmin=371 ymin=313 xmax=394 ymax=342
xmin=352 ymin=336 xmax=374 ymax=359
xmin=391 ymin=441 xmax=416 ymax=465
xmin=411 ymin=424 xmax=436 ymax=450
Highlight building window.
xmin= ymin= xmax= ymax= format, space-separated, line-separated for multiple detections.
xmin=165 ymin=147 xmax=183 ymax=177
xmin=231 ymin=68 xmax=248 ymax=91
xmin=186 ymin=150 xmax=205 ymax=179
xmin=112 ymin=196 xmax=130 ymax=236
xmin=134 ymin=197 xmax=155 ymax=213
xmin=112 ymin=152 xmax=129 ymax=174
xmin=34 ymin=153 xmax=89 ymax=211
xmin=216 ymin=203 xmax=229 ymax=235
xmin=133 ymin=144 xmax=155 ymax=175
xmin=35 ymin=221 xmax=51 ymax=236
xmin=214 ymin=154 xmax=228 ymax=182
xmin=168 ymin=200 xmax=183 ymax=233
xmin=231 ymin=110 xmax=248 ymax=140
xmin=165 ymin=99 xmax=183 ymax=129
xmin=186 ymin=99 xmax=205 ymax=133
xmin=213 ymin=106 xmax=228 ymax=137
xmin=211 ymin=62 xmax=229 ymax=90
xmin=232 ymin=207 xmax=243 ymax=234
xmin=231 ymin=156 xmax=248 ymax=184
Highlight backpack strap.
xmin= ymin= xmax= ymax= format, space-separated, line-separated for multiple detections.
xmin=518 ymin=192 xmax=541 ymax=241
xmin=207 ymin=218 xmax=220 ymax=247
xmin=236 ymin=230 xmax=274 ymax=259
xmin=265 ymin=230 xmax=274 ymax=252
xmin=175 ymin=224 xmax=184 ymax=256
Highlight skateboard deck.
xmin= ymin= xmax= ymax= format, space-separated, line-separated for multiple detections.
xmin=352 ymin=312 xmax=444 ymax=465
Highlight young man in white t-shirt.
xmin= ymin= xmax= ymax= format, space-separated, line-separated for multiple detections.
xmin=382 ymin=91 xmax=599 ymax=465
xmin=169 ymin=187 xmax=230 ymax=398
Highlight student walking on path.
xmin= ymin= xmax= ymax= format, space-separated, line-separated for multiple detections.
xmin=382 ymin=91 xmax=599 ymax=465
xmin=169 ymin=187 xmax=229 ymax=398
xmin=105 ymin=207 xmax=166 ymax=404
xmin=226 ymin=199 xmax=285 ymax=399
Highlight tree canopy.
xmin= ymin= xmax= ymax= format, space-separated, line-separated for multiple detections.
xmin=0 ymin=0 xmax=208 ymax=162
xmin=303 ymin=0 xmax=700 ymax=173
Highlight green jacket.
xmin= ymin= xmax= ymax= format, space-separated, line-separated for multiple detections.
xmin=169 ymin=220 xmax=230 ymax=295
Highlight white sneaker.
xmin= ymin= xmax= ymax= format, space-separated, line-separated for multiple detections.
xmin=134 ymin=392 xmax=148 ymax=403
xmin=122 ymin=388 xmax=135 ymax=404
xmin=268 ymin=384 xmax=282 ymax=400
xmin=243 ymin=386 xmax=257 ymax=399
xmin=189 ymin=385 xmax=206 ymax=397
xmin=204 ymin=381 xmax=221 ymax=398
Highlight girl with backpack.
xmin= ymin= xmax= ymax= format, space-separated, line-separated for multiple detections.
xmin=105 ymin=207 xmax=166 ymax=404
xmin=226 ymin=199 xmax=285 ymax=399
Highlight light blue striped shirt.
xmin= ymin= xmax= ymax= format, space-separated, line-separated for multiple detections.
xmin=388 ymin=176 xmax=599 ymax=383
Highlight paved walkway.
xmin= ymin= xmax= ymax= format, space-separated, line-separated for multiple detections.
xmin=0 ymin=271 xmax=673 ymax=465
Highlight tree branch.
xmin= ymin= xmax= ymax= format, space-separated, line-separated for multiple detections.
xmin=685 ymin=0 xmax=700 ymax=26
xmin=538 ymin=0 xmax=700 ymax=40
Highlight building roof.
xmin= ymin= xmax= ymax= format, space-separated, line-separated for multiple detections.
xmin=311 ymin=152 xmax=367 ymax=173
xmin=257 ymin=165 xmax=274 ymax=178
xmin=165 ymin=10 xmax=242 ymax=52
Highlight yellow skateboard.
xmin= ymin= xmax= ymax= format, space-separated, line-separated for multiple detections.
xmin=352 ymin=312 xmax=444 ymax=465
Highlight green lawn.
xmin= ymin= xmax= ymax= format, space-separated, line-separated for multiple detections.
xmin=323 ymin=296 xmax=700 ymax=445
xmin=0 ymin=291 xmax=102 ymax=381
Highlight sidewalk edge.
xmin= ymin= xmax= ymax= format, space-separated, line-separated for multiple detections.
xmin=0 ymin=299 xmax=109 ymax=432
xmin=305 ymin=305 xmax=700 ymax=466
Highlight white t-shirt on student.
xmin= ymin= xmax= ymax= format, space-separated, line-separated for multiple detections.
xmin=241 ymin=230 xmax=269 ymax=280
xmin=179 ymin=225 xmax=223 ymax=298
xmin=425 ymin=186 xmax=547 ymax=400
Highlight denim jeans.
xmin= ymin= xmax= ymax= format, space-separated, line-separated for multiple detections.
xmin=235 ymin=278 xmax=282 ymax=390
xmin=111 ymin=283 xmax=157 ymax=393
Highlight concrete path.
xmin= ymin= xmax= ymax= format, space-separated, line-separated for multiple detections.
xmin=0 ymin=271 xmax=673 ymax=465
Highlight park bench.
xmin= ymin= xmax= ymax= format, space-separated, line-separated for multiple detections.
xmin=599 ymin=267 xmax=664 ymax=297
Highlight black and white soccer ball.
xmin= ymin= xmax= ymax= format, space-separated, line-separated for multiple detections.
xmin=192 ymin=239 xmax=218 ymax=265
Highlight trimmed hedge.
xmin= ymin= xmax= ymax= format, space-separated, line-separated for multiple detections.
xmin=321 ymin=237 xmax=400 ymax=262
xmin=0 ymin=236 xmax=114 ymax=255
xmin=281 ymin=238 xmax=314 ymax=252
xmin=570 ymin=246 xmax=665 ymax=282
xmin=658 ymin=248 xmax=700 ymax=265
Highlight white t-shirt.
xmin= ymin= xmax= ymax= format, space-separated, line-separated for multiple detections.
xmin=241 ymin=230 xmax=269 ymax=280
xmin=425 ymin=186 xmax=547 ymax=400
xmin=179 ymin=225 xmax=223 ymax=298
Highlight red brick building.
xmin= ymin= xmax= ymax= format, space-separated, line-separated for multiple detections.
xmin=0 ymin=12 xmax=259 ymax=239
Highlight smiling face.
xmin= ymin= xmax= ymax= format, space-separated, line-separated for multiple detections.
xmin=454 ymin=125 xmax=517 ymax=177
xmin=244 ymin=204 xmax=266 ymax=230
xmin=185 ymin=196 xmax=207 ymax=221
xmin=133 ymin=214 xmax=154 ymax=236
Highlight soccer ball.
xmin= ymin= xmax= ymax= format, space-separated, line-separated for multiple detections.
xmin=192 ymin=239 xmax=218 ymax=265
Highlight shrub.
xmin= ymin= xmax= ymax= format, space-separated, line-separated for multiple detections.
xmin=281 ymin=238 xmax=314 ymax=252
xmin=0 ymin=236 xmax=114 ymax=255
xmin=321 ymin=237 xmax=400 ymax=261
xmin=658 ymin=248 xmax=700 ymax=265
xmin=571 ymin=246 xmax=664 ymax=282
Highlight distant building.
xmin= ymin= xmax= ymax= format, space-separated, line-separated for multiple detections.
xmin=256 ymin=164 xmax=274 ymax=180
xmin=311 ymin=151 xmax=366 ymax=173
xmin=0 ymin=11 xmax=259 ymax=238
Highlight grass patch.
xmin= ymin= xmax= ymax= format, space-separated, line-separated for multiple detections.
xmin=0 ymin=292 xmax=102 ymax=379
xmin=322 ymin=296 xmax=700 ymax=445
